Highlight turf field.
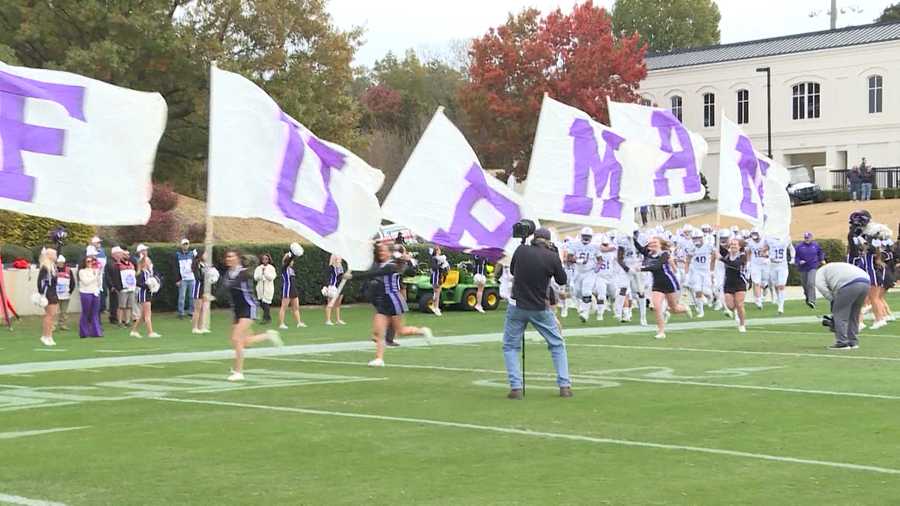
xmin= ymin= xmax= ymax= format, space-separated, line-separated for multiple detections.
xmin=2 ymin=296 xmax=900 ymax=505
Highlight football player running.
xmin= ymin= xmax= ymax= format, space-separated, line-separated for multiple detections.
xmin=593 ymin=234 xmax=619 ymax=321
xmin=685 ymin=229 xmax=715 ymax=318
xmin=764 ymin=234 xmax=795 ymax=314
xmin=571 ymin=227 xmax=600 ymax=322
xmin=746 ymin=228 xmax=769 ymax=309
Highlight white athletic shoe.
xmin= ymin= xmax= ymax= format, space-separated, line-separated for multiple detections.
xmin=368 ymin=358 xmax=385 ymax=367
xmin=871 ymin=320 xmax=887 ymax=330
xmin=755 ymin=302 xmax=763 ymax=310
xmin=738 ymin=325 xmax=747 ymax=333
xmin=560 ymin=306 xmax=569 ymax=318
xmin=474 ymin=305 xmax=485 ymax=314
xmin=325 ymin=321 xmax=335 ymax=326
xmin=640 ymin=318 xmax=648 ymax=327
xmin=337 ymin=320 xmax=347 ymax=325
xmin=266 ymin=330 xmax=284 ymax=347
xmin=432 ymin=307 xmax=443 ymax=317
xmin=421 ymin=327 xmax=434 ymax=345
xmin=777 ymin=308 xmax=784 ymax=315
xmin=697 ymin=306 xmax=705 ymax=318
xmin=596 ymin=310 xmax=604 ymax=322
xmin=278 ymin=324 xmax=289 ymax=330
xmin=888 ymin=314 xmax=897 ymax=322
xmin=862 ymin=305 xmax=872 ymax=315
xmin=713 ymin=302 xmax=723 ymax=311
xmin=191 ymin=328 xmax=202 ymax=334
xmin=227 ymin=371 xmax=245 ymax=381
xmin=130 ymin=331 xmax=142 ymax=338
xmin=860 ymin=322 xmax=867 ymax=331
xmin=201 ymin=328 xmax=212 ymax=334
xmin=40 ymin=336 xmax=54 ymax=347
xmin=148 ymin=332 xmax=162 ymax=338
xmin=296 ymin=321 xmax=307 ymax=328
xmin=654 ymin=333 xmax=666 ymax=339
xmin=578 ymin=311 xmax=588 ymax=323
xmin=685 ymin=306 xmax=694 ymax=319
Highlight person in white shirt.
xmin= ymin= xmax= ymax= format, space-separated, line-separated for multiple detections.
xmin=175 ymin=239 xmax=197 ymax=319
xmin=569 ymin=227 xmax=600 ymax=322
xmin=816 ymin=263 xmax=871 ymax=349
xmin=592 ymin=234 xmax=619 ymax=321
xmin=78 ymin=247 xmax=104 ymax=338
xmin=254 ymin=254 xmax=277 ymax=324
xmin=745 ymin=229 xmax=769 ymax=309
xmin=764 ymin=235 xmax=795 ymax=314
xmin=685 ymin=229 xmax=715 ymax=318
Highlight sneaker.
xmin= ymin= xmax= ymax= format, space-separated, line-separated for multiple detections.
xmin=147 ymin=332 xmax=162 ymax=338
xmin=860 ymin=322 xmax=867 ymax=331
xmin=756 ymin=302 xmax=763 ymax=310
xmin=421 ymin=327 xmax=434 ymax=345
xmin=130 ymin=331 xmax=142 ymax=338
xmin=432 ymin=307 xmax=443 ymax=317
xmin=200 ymin=328 xmax=212 ymax=334
xmin=368 ymin=358 xmax=385 ymax=367
xmin=654 ymin=333 xmax=666 ymax=339
xmin=697 ymin=308 xmax=705 ymax=318
xmin=474 ymin=305 xmax=485 ymax=314
xmin=278 ymin=324 xmax=289 ymax=330
xmin=507 ymin=389 xmax=523 ymax=400
xmin=561 ymin=307 xmax=569 ymax=318
xmin=738 ymin=325 xmax=747 ymax=333
xmin=386 ymin=341 xmax=400 ymax=347
xmin=192 ymin=328 xmax=203 ymax=334
xmin=806 ymin=300 xmax=816 ymax=309
xmin=266 ymin=330 xmax=283 ymax=347
xmin=596 ymin=311 xmax=604 ymax=322
xmin=40 ymin=336 xmax=53 ymax=347
xmin=559 ymin=386 xmax=573 ymax=398
xmin=640 ymin=318 xmax=648 ymax=327
xmin=227 ymin=371 xmax=245 ymax=381
xmin=578 ymin=311 xmax=588 ymax=323
xmin=777 ymin=309 xmax=784 ymax=315
xmin=723 ymin=308 xmax=733 ymax=318
xmin=325 ymin=321 xmax=335 ymax=326
xmin=48 ymin=337 xmax=57 ymax=346
xmin=337 ymin=320 xmax=347 ymax=325
xmin=296 ymin=321 xmax=307 ymax=328
xmin=828 ymin=343 xmax=852 ymax=350
xmin=850 ymin=343 xmax=860 ymax=349
xmin=871 ymin=320 xmax=888 ymax=330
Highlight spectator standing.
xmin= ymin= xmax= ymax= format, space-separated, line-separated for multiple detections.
xmin=78 ymin=247 xmax=104 ymax=338
xmin=848 ymin=166 xmax=861 ymax=201
xmin=54 ymin=255 xmax=75 ymax=331
xmin=639 ymin=205 xmax=649 ymax=226
xmin=90 ymin=236 xmax=109 ymax=316
xmin=794 ymin=232 xmax=826 ymax=309
xmin=111 ymin=248 xmax=137 ymax=326
xmin=175 ymin=238 xmax=196 ymax=319
xmin=104 ymin=246 xmax=123 ymax=324
xmin=859 ymin=158 xmax=874 ymax=201
xmin=253 ymin=254 xmax=277 ymax=325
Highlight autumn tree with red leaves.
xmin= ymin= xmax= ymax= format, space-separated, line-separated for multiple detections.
xmin=460 ymin=1 xmax=647 ymax=178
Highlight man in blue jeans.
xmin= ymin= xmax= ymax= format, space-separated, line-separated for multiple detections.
xmin=859 ymin=158 xmax=874 ymax=201
xmin=503 ymin=227 xmax=571 ymax=399
xmin=175 ymin=239 xmax=196 ymax=319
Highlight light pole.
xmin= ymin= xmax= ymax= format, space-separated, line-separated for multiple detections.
xmin=756 ymin=66 xmax=772 ymax=159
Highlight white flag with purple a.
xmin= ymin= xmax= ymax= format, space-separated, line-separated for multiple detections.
xmin=718 ymin=115 xmax=792 ymax=236
xmin=0 ymin=61 xmax=167 ymax=224
xmin=207 ymin=66 xmax=384 ymax=268
xmin=523 ymin=96 xmax=659 ymax=230
xmin=607 ymin=99 xmax=708 ymax=205
xmin=382 ymin=109 xmax=526 ymax=260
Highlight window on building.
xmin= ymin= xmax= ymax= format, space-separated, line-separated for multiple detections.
xmin=670 ymin=95 xmax=683 ymax=122
xmin=703 ymin=93 xmax=715 ymax=127
xmin=868 ymin=75 xmax=883 ymax=114
xmin=792 ymin=82 xmax=820 ymax=120
xmin=737 ymin=89 xmax=749 ymax=124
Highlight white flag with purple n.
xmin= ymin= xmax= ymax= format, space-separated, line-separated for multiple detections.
xmin=382 ymin=109 xmax=526 ymax=260
xmin=206 ymin=66 xmax=384 ymax=269
xmin=0 ymin=61 xmax=167 ymax=224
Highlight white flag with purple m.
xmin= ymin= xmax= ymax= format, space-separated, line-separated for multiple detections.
xmin=0 ymin=61 xmax=167 ymax=224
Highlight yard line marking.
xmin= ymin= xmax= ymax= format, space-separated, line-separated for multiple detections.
xmin=30 ymin=349 xmax=67 ymax=353
xmin=568 ymin=343 xmax=900 ymax=362
xmin=745 ymin=329 xmax=900 ymax=339
xmin=0 ymin=493 xmax=67 ymax=506
xmin=155 ymin=397 xmax=900 ymax=476
xmin=0 ymin=426 xmax=88 ymax=440
xmin=138 ymin=364 xmax=166 ymax=369
xmin=267 ymin=358 xmax=900 ymax=401
xmin=0 ymin=314 xmax=888 ymax=376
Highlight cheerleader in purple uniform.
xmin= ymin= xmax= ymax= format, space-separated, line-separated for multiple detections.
xmin=324 ymin=254 xmax=346 ymax=326
xmin=130 ymin=253 xmax=161 ymax=338
xmin=278 ymin=243 xmax=307 ymax=330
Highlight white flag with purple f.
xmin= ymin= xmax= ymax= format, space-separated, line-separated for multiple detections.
xmin=0 ymin=61 xmax=167 ymax=224
xmin=207 ymin=66 xmax=384 ymax=268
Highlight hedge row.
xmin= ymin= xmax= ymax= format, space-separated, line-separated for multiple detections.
xmin=820 ymin=189 xmax=900 ymax=202
xmin=0 ymin=210 xmax=95 ymax=249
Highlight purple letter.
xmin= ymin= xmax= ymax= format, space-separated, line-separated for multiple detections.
xmin=563 ymin=118 xmax=625 ymax=219
xmin=276 ymin=113 xmax=346 ymax=236
xmin=0 ymin=70 xmax=86 ymax=202
xmin=650 ymin=111 xmax=701 ymax=197
xmin=735 ymin=135 xmax=768 ymax=219
xmin=432 ymin=163 xmax=522 ymax=250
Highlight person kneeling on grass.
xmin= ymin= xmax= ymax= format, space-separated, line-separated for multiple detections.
xmin=223 ymin=249 xmax=283 ymax=381
xmin=343 ymin=244 xmax=432 ymax=367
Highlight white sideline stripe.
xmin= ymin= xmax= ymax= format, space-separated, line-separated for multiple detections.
xmin=0 ymin=494 xmax=67 ymax=506
xmin=31 ymin=349 xmax=67 ymax=353
xmin=0 ymin=314 xmax=881 ymax=376
xmin=265 ymin=358 xmax=900 ymax=401
xmin=155 ymin=397 xmax=900 ymax=475
xmin=0 ymin=426 xmax=88 ymax=440
xmin=568 ymin=343 xmax=900 ymax=362
xmin=746 ymin=329 xmax=900 ymax=339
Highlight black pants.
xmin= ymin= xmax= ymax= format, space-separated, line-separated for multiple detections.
xmin=108 ymin=290 xmax=119 ymax=323
xmin=261 ymin=302 xmax=272 ymax=322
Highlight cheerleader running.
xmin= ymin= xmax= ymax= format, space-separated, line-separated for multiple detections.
xmin=279 ymin=243 xmax=307 ymax=329
xmin=344 ymin=244 xmax=432 ymax=367
xmin=324 ymin=254 xmax=346 ymax=326
xmin=718 ymin=238 xmax=750 ymax=332
xmin=633 ymin=234 xmax=692 ymax=339
xmin=223 ymin=249 xmax=283 ymax=381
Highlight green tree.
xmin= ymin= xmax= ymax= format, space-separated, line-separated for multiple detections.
xmin=0 ymin=0 xmax=361 ymax=198
xmin=612 ymin=0 xmax=721 ymax=53
xmin=877 ymin=2 xmax=900 ymax=22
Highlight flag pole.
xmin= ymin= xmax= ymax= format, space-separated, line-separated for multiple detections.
xmin=202 ymin=61 xmax=217 ymax=332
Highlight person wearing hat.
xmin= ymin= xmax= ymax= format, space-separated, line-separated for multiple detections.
xmin=78 ymin=246 xmax=104 ymax=338
xmin=794 ymin=232 xmax=826 ymax=309
xmin=175 ymin=238 xmax=197 ymax=320
xmin=89 ymin=236 xmax=111 ymax=317
xmin=502 ymin=227 xmax=571 ymax=399
xmin=54 ymin=255 xmax=75 ymax=331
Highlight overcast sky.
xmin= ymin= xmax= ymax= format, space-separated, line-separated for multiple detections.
xmin=328 ymin=0 xmax=896 ymax=67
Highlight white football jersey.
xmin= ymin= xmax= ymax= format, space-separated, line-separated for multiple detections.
xmin=618 ymin=236 xmax=643 ymax=269
xmin=596 ymin=249 xmax=618 ymax=277
xmin=569 ymin=242 xmax=598 ymax=272
xmin=747 ymin=239 xmax=767 ymax=264
xmin=765 ymin=237 xmax=792 ymax=263
xmin=687 ymin=243 xmax=714 ymax=270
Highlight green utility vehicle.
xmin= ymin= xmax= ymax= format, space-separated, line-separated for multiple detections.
xmin=403 ymin=262 xmax=501 ymax=312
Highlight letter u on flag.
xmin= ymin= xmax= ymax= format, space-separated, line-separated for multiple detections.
xmin=523 ymin=96 xmax=659 ymax=230
xmin=718 ymin=115 xmax=791 ymax=237
xmin=382 ymin=109 xmax=526 ymax=259
xmin=607 ymin=99 xmax=708 ymax=205
xmin=0 ymin=61 xmax=167 ymax=224
xmin=207 ymin=66 xmax=384 ymax=268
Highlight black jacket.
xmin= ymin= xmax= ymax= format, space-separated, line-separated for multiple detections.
xmin=510 ymin=244 xmax=566 ymax=311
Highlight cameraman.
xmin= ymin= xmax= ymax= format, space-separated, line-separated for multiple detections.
xmin=503 ymin=227 xmax=571 ymax=399
xmin=816 ymin=262 xmax=870 ymax=350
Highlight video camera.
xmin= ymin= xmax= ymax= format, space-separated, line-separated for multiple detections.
xmin=512 ymin=219 xmax=536 ymax=242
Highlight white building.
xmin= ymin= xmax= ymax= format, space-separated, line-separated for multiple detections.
xmin=640 ymin=21 xmax=900 ymax=198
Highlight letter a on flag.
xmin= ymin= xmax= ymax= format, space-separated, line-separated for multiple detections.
xmin=0 ymin=61 xmax=167 ymax=224
xmin=207 ymin=66 xmax=384 ymax=268
xmin=382 ymin=109 xmax=526 ymax=259
xmin=524 ymin=96 xmax=659 ymax=230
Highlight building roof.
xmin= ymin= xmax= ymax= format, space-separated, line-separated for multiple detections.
xmin=646 ymin=21 xmax=900 ymax=71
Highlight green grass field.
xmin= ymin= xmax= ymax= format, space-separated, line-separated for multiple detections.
xmin=2 ymin=296 xmax=900 ymax=505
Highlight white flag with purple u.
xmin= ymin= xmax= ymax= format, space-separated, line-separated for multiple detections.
xmin=523 ymin=96 xmax=659 ymax=230
xmin=207 ymin=66 xmax=384 ymax=268
xmin=607 ymin=99 xmax=708 ymax=205
xmin=0 ymin=61 xmax=167 ymax=224
xmin=718 ymin=115 xmax=791 ymax=236
xmin=382 ymin=109 xmax=526 ymax=259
